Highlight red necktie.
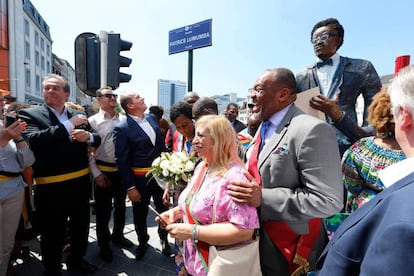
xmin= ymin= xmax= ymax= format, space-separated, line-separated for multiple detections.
xmin=247 ymin=121 xmax=268 ymax=187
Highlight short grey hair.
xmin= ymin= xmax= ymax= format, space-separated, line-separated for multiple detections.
xmin=43 ymin=74 xmax=70 ymax=93
xmin=389 ymin=64 xmax=414 ymax=118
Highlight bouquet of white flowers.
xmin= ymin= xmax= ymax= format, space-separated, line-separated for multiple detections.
xmin=146 ymin=151 xmax=197 ymax=189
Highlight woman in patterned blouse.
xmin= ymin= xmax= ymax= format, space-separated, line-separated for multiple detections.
xmin=342 ymin=88 xmax=406 ymax=212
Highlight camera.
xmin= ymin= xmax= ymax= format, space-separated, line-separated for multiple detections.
xmin=5 ymin=114 xmax=17 ymax=127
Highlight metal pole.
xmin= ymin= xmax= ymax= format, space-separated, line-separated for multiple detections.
xmin=188 ymin=50 xmax=193 ymax=92
xmin=99 ymin=31 xmax=108 ymax=87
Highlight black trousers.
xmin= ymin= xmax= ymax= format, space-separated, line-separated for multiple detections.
xmin=34 ymin=175 xmax=91 ymax=274
xmin=132 ymin=176 xmax=168 ymax=245
xmin=94 ymin=171 xmax=127 ymax=247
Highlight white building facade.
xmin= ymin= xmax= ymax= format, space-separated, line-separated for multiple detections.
xmin=7 ymin=0 xmax=84 ymax=105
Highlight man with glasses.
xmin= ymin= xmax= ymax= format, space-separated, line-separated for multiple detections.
xmin=296 ymin=18 xmax=381 ymax=155
xmin=88 ymin=87 xmax=132 ymax=262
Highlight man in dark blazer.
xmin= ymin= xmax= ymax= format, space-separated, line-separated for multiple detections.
xmin=317 ymin=64 xmax=414 ymax=275
xmin=296 ymin=18 xmax=381 ymax=155
xmin=114 ymin=92 xmax=170 ymax=260
xmin=19 ymin=74 xmax=101 ymax=275
xmin=225 ymin=102 xmax=246 ymax=133
xmin=229 ymin=68 xmax=343 ymax=276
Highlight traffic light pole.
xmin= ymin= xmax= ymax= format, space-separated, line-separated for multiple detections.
xmin=75 ymin=31 xmax=132 ymax=95
xmin=188 ymin=50 xmax=193 ymax=92
xmin=99 ymin=31 xmax=108 ymax=87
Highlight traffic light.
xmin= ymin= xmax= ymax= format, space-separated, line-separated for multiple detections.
xmin=74 ymin=32 xmax=100 ymax=96
xmin=107 ymin=33 xmax=133 ymax=89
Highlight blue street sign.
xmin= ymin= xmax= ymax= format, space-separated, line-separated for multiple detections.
xmin=169 ymin=19 xmax=212 ymax=55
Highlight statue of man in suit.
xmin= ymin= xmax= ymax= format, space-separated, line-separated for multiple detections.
xmin=296 ymin=18 xmax=381 ymax=155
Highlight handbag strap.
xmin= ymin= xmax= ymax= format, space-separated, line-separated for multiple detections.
xmin=184 ymin=162 xmax=210 ymax=270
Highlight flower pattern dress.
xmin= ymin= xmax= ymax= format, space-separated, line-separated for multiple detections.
xmin=178 ymin=162 xmax=259 ymax=276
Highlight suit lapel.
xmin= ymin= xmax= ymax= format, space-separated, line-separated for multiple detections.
xmin=320 ymin=173 xmax=414 ymax=258
xmin=128 ymin=115 xmax=151 ymax=143
xmin=43 ymin=105 xmax=60 ymax=126
xmin=326 ymin=56 xmax=349 ymax=99
xmin=66 ymin=108 xmax=77 ymax=119
xmin=146 ymin=114 xmax=163 ymax=146
xmin=258 ymin=127 xmax=288 ymax=168
xmin=258 ymin=105 xmax=298 ymax=168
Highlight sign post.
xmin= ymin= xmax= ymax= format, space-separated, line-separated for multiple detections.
xmin=169 ymin=19 xmax=212 ymax=92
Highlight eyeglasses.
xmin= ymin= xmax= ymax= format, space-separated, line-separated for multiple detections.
xmin=99 ymin=94 xmax=118 ymax=99
xmin=311 ymin=32 xmax=338 ymax=44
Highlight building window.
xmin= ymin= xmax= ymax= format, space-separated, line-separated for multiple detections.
xmin=46 ymin=44 xmax=50 ymax=56
xmin=25 ymin=68 xmax=31 ymax=88
xmin=41 ymin=38 xmax=44 ymax=51
xmin=35 ymin=51 xmax=39 ymax=66
xmin=41 ymin=56 xmax=45 ymax=70
xmin=47 ymin=61 xmax=50 ymax=73
xmin=25 ymin=41 xmax=30 ymax=60
xmin=35 ymin=31 xmax=39 ymax=46
xmin=36 ymin=75 xmax=40 ymax=91
xmin=24 ymin=19 xmax=29 ymax=37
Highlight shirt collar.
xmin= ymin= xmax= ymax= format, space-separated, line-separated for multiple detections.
xmin=379 ymin=156 xmax=414 ymax=188
xmin=46 ymin=104 xmax=67 ymax=116
xmin=129 ymin=114 xmax=145 ymax=123
xmin=267 ymin=103 xmax=292 ymax=130
xmin=315 ymin=53 xmax=339 ymax=64
xmin=98 ymin=108 xmax=119 ymax=119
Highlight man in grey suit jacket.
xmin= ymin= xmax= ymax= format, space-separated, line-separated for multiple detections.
xmin=296 ymin=18 xmax=381 ymax=155
xmin=229 ymin=68 xmax=343 ymax=276
xmin=317 ymin=64 xmax=414 ymax=275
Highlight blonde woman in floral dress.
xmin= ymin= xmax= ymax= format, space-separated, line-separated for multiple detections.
xmin=158 ymin=115 xmax=259 ymax=276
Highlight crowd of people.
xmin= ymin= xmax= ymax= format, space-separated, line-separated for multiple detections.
xmin=1 ymin=17 xmax=414 ymax=276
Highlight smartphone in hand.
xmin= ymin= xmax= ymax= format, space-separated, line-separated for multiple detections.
xmin=5 ymin=114 xmax=17 ymax=127
xmin=149 ymin=205 xmax=168 ymax=227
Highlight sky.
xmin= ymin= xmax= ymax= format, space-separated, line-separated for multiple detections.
xmin=30 ymin=0 xmax=414 ymax=107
